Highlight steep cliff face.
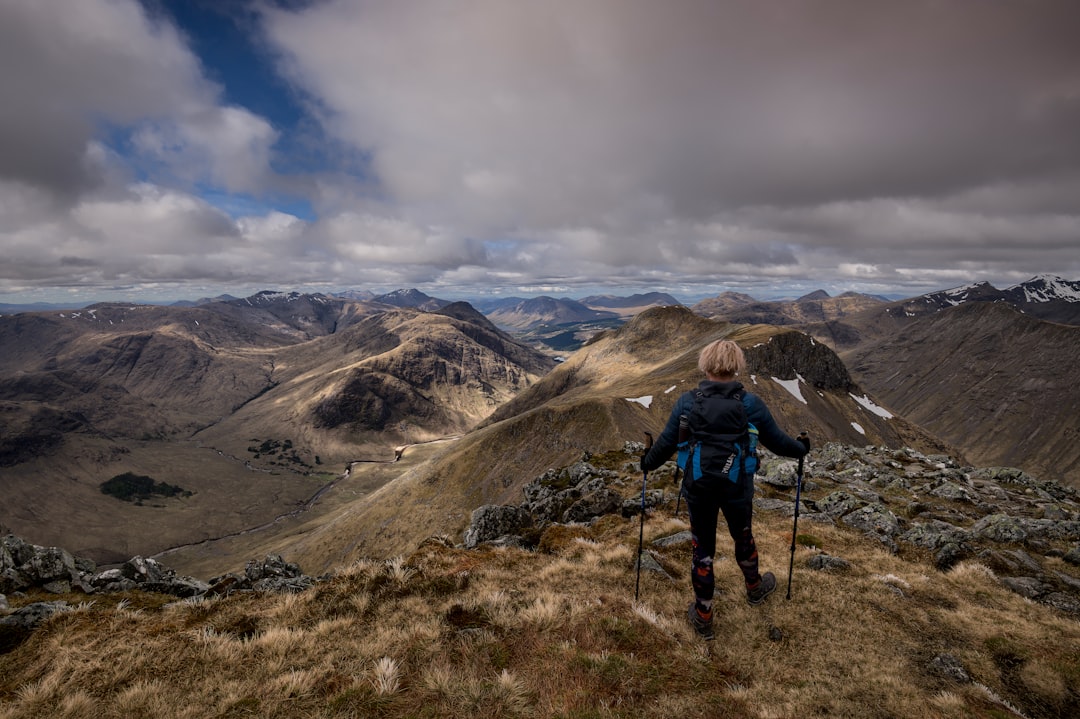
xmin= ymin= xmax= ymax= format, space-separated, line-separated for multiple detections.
xmin=745 ymin=331 xmax=854 ymax=391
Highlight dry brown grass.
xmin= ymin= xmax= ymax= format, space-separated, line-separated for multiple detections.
xmin=2 ymin=500 xmax=1078 ymax=718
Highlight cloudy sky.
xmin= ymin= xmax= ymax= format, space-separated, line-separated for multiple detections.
xmin=2 ymin=0 xmax=1079 ymax=305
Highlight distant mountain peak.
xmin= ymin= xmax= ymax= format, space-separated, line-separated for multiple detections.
xmin=924 ymin=282 xmax=1002 ymax=307
xmin=485 ymin=296 xmax=618 ymax=330
xmin=578 ymin=292 xmax=680 ymax=309
xmin=238 ymin=290 xmax=331 ymax=307
xmin=1007 ymin=275 xmax=1080 ymax=304
xmin=796 ymin=289 xmax=831 ymax=302
xmin=374 ymin=288 xmax=449 ymax=310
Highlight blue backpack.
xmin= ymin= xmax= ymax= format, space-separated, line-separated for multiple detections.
xmin=677 ymin=387 xmax=759 ymax=486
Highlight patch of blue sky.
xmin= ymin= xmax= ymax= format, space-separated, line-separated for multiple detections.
xmin=145 ymin=0 xmax=307 ymax=132
xmin=199 ymin=187 xmax=314 ymax=221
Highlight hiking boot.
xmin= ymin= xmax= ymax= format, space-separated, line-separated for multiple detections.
xmin=746 ymin=572 xmax=777 ymax=606
xmin=686 ymin=603 xmax=715 ymax=640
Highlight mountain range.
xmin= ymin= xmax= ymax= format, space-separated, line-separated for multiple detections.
xmin=0 ymin=275 xmax=1077 ymax=572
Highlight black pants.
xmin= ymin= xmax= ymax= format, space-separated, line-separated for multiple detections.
xmin=685 ymin=489 xmax=761 ymax=610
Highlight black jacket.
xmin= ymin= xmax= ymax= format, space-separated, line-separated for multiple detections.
xmin=641 ymin=380 xmax=806 ymax=474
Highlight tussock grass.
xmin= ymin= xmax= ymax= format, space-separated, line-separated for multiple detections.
xmin=2 ymin=500 xmax=1078 ymax=718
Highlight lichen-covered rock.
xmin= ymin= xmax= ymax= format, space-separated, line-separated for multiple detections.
xmin=651 ymin=531 xmax=693 ymax=548
xmin=900 ymin=520 xmax=971 ymax=550
xmin=817 ymin=491 xmax=866 ymax=518
xmin=928 ymin=654 xmax=971 ymax=684
xmin=841 ymin=504 xmax=901 ymax=549
xmin=121 ymin=556 xmax=171 ymax=583
xmin=463 ymin=505 xmax=532 ymax=548
xmin=934 ymin=543 xmax=969 ymax=571
xmin=562 ymin=488 xmax=623 ymax=523
xmin=807 ymin=554 xmax=851 ymax=571
xmin=929 ymin=481 xmax=974 ymax=503
xmin=620 ymin=489 xmax=664 ymax=518
xmin=0 ymin=601 xmax=70 ymax=630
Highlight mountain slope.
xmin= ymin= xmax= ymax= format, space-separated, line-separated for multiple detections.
xmin=577 ymin=292 xmax=681 ymax=318
xmin=195 ymin=304 xmax=556 ymax=454
xmin=373 ymin=288 xmax=450 ymax=311
xmin=842 ymin=301 xmax=1080 ymax=488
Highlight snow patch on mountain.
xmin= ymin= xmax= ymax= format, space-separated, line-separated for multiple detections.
xmin=772 ymin=375 xmax=807 ymax=404
xmin=850 ymin=393 xmax=894 ymax=419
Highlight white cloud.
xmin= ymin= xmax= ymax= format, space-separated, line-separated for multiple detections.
xmin=0 ymin=0 xmax=214 ymax=193
xmin=132 ymin=106 xmax=280 ymax=194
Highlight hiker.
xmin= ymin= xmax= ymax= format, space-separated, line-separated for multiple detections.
xmin=640 ymin=339 xmax=810 ymax=639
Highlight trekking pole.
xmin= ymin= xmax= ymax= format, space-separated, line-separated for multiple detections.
xmin=786 ymin=432 xmax=808 ymax=600
xmin=674 ymin=414 xmax=689 ymax=517
xmin=674 ymin=469 xmax=682 ymax=517
xmin=635 ymin=431 xmax=653 ymax=601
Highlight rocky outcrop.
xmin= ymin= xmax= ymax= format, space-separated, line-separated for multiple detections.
xmin=770 ymin=444 xmax=1080 ymax=614
xmin=460 ymin=441 xmax=1080 ymax=617
xmin=0 ymin=538 xmax=322 ymax=653
xmin=1 ymin=535 xmax=316 ymax=604
xmin=746 ymin=330 xmax=854 ymax=390
xmin=462 ymin=505 xmax=533 ymax=549
xmin=462 ymin=445 xmax=670 ymax=549
xmin=207 ymin=554 xmax=315 ymax=595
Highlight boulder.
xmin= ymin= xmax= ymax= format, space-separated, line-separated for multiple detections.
xmin=970 ymin=514 xmax=1028 ymax=543
xmin=817 ymin=491 xmax=866 ymax=519
xmin=841 ymin=504 xmax=901 ymax=538
xmin=900 ymin=520 xmax=971 ymax=550
xmin=651 ymin=531 xmax=693 ymax=548
xmin=620 ymin=489 xmax=664 ymax=518
xmin=928 ymin=654 xmax=971 ymax=684
xmin=463 ymin=505 xmax=532 ymax=549
xmin=0 ymin=601 xmax=70 ymax=631
xmin=807 ymin=554 xmax=851 ymax=571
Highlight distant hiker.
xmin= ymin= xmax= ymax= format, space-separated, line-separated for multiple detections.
xmin=640 ymin=339 xmax=810 ymax=639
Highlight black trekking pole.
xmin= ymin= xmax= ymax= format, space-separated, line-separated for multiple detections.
xmin=786 ymin=432 xmax=808 ymax=600
xmin=635 ymin=431 xmax=653 ymax=602
xmin=673 ymin=468 xmax=682 ymax=517
xmin=673 ymin=414 xmax=689 ymax=517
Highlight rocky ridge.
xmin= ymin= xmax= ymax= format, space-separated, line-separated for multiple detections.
xmin=463 ymin=442 xmax=1080 ymax=616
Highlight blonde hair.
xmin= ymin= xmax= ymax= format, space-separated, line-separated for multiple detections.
xmin=698 ymin=339 xmax=746 ymax=378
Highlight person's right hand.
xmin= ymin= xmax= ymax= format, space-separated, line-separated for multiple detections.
xmin=796 ymin=432 xmax=811 ymax=455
